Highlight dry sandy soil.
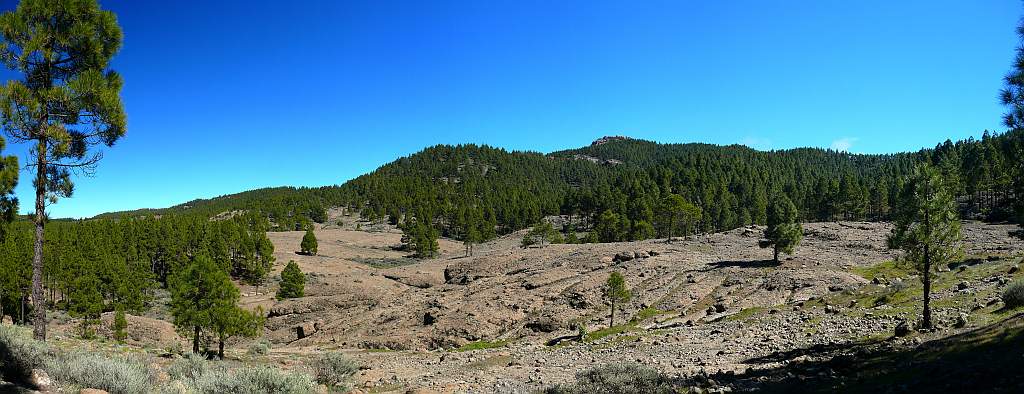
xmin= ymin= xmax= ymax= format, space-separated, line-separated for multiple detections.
xmin=200 ymin=218 xmax=1024 ymax=393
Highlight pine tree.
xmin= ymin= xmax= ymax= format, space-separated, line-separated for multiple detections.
xmin=300 ymin=228 xmax=318 ymax=255
xmin=169 ymin=255 xmax=238 ymax=354
xmin=1000 ymin=17 xmax=1024 ymax=236
xmin=657 ymin=194 xmax=700 ymax=243
xmin=277 ymin=260 xmax=305 ymax=300
xmin=888 ymin=164 xmax=963 ymax=329
xmin=759 ymin=196 xmax=803 ymax=264
xmin=605 ymin=271 xmax=631 ymax=328
xmin=0 ymin=135 xmax=15 ymax=229
xmin=112 ymin=305 xmax=127 ymax=343
xmin=211 ymin=305 xmax=263 ymax=359
xmin=0 ymin=0 xmax=127 ymax=341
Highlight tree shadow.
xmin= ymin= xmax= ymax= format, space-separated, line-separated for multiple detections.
xmin=681 ymin=312 xmax=1024 ymax=393
xmin=706 ymin=259 xmax=779 ymax=269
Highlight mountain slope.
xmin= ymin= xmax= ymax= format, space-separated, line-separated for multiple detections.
xmin=95 ymin=132 xmax=1023 ymax=241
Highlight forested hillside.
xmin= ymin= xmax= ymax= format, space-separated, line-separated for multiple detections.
xmin=93 ymin=131 xmax=1024 ymax=245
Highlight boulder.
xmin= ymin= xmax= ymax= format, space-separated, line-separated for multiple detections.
xmin=954 ymin=313 xmax=969 ymax=328
xmin=30 ymin=369 xmax=52 ymax=391
xmin=894 ymin=320 xmax=911 ymax=337
xmin=613 ymin=252 xmax=634 ymax=263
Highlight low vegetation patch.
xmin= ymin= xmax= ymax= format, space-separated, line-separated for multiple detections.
xmin=585 ymin=324 xmax=633 ymax=342
xmin=456 ymin=340 xmax=508 ymax=352
xmin=543 ymin=363 xmax=678 ymax=394
xmin=311 ymin=351 xmax=358 ymax=391
xmin=852 ymin=260 xmax=912 ymax=281
xmin=1003 ymin=279 xmax=1024 ymax=309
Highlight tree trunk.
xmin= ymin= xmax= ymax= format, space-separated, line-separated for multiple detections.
xmin=193 ymin=325 xmax=201 ymax=354
xmin=923 ymin=246 xmax=932 ymax=329
xmin=773 ymin=245 xmax=780 ymax=265
xmin=218 ymin=337 xmax=225 ymax=359
xmin=609 ymin=301 xmax=615 ymax=328
xmin=31 ymin=141 xmax=46 ymax=340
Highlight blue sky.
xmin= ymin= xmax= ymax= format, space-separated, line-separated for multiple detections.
xmin=0 ymin=0 xmax=1020 ymax=218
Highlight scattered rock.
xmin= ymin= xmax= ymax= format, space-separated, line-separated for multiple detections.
xmin=613 ymin=252 xmax=634 ymax=263
xmin=894 ymin=320 xmax=911 ymax=337
xmin=30 ymin=369 xmax=52 ymax=391
xmin=1010 ymin=265 xmax=1020 ymax=274
xmin=954 ymin=313 xmax=969 ymax=328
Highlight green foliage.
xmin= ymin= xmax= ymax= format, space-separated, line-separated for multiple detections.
xmin=300 ymin=228 xmax=318 ymax=255
xmin=311 ymin=352 xmax=358 ymax=390
xmin=760 ymin=195 xmax=803 ymax=263
xmin=0 ymin=0 xmax=128 ymax=340
xmin=0 ymin=135 xmax=15 ymax=228
xmin=1003 ymin=280 xmax=1024 ymax=309
xmin=522 ymin=221 xmax=559 ymax=248
xmin=544 ymin=363 xmax=677 ymax=394
xmin=455 ymin=340 xmax=508 ymax=352
xmin=605 ymin=271 xmax=631 ymax=328
xmin=277 ymin=261 xmax=305 ymax=300
xmin=888 ymin=163 xmax=963 ymax=329
xmin=656 ymin=193 xmax=701 ymax=242
xmin=113 ymin=306 xmax=128 ymax=343
xmin=401 ymin=219 xmax=439 ymax=258
xmin=169 ymin=254 xmax=240 ymax=353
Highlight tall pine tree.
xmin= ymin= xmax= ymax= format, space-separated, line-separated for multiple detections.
xmin=888 ymin=164 xmax=963 ymax=329
xmin=0 ymin=0 xmax=127 ymax=340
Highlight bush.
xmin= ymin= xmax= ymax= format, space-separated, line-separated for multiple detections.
xmin=45 ymin=352 xmax=153 ymax=394
xmin=187 ymin=365 xmax=315 ymax=394
xmin=0 ymin=325 xmax=52 ymax=384
xmin=1003 ymin=279 xmax=1024 ymax=309
xmin=544 ymin=364 xmax=678 ymax=394
xmin=248 ymin=339 xmax=271 ymax=356
xmin=311 ymin=352 xmax=358 ymax=389
xmin=113 ymin=307 xmax=128 ymax=343
xmin=168 ymin=353 xmax=209 ymax=381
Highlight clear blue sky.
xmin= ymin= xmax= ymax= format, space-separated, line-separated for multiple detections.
xmin=1 ymin=0 xmax=1020 ymax=218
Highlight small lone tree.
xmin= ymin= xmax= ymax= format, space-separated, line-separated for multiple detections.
xmin=463 ymin=225 xmax=480 ymax=257
xmin=301 ymin=228 xmax=318 ymax=255
xmin=169 ymin=255 xmax=239 ymax=354
xmin=759 ymin=196 xmax=803 ymax=264
xmin=0 ymin=0 xmax=127 ymax=341
xmin=888 ymin=164 xmax=962 ymax=330
xmin=112 ymin=306 xmax=128 ymax=343
xmin=522 ymin=221 xmax=557 ymax=248
xmin=211 ymin=305 xmax=264 ymax=359
xmin=277 ymin=261 xmax=305 ymax=300
xmin=605 ymin=271 xmax=631 ymax=328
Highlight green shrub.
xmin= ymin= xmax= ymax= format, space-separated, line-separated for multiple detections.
xmin=113 ymin=307 xmax=128 ymax=343
xmin=277 ymin=261 xmax=305 ymax=300
xmin=46 ymin=352 xmax=153 ymax=394
xmin=544 ymin=364 xmax=678 ymax=394
xmin=0 ymin=325 xmax=52 ymax=384
xmin=168 ymin=353 xmax=209 ymax=381
xmin=311 ymin=352 xmax=358 ymax=389
xmin=248 ymin=339 xmax=272 ymax=356
xmin=188 ymin=365 xmax=315 ymax=394
xmin=1003 ymin=279 xmax=1024 ymax=309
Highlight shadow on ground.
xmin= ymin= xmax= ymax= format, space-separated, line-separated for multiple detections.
xmin=685 ymin=312 xmax=1024 ymax=393
xmin=706 ymin=259 xmax=779 ymax=269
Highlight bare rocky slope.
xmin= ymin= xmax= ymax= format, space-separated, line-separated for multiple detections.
xmin=228 ymin=217 xmax=1023 ymax=392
